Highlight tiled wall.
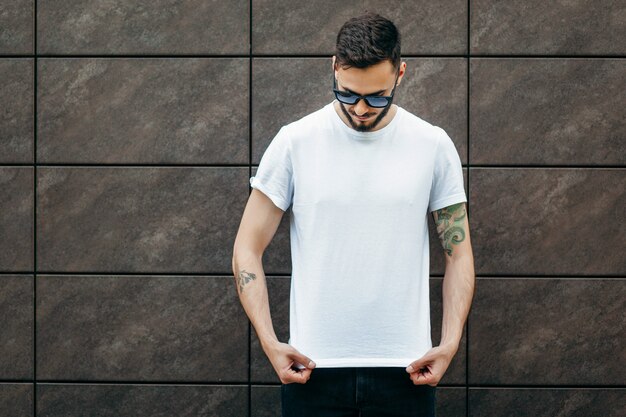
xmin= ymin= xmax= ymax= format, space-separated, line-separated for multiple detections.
xmin=1 ymin=1 xmax=624 ymax=416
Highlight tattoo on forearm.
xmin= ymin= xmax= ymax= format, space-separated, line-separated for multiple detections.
xmin=237 ymin=269 xmax=257 ymax=293
xmin=434 ymin=203 xmax=466 ymax=257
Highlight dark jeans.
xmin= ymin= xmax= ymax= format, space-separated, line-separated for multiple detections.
xmin=281 ymin=366 xmax=437 ymax=417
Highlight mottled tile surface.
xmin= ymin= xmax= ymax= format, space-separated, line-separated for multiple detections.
xmin=253 ymin=0 xmax=466 ymax=54
xmin=396 ymin=58 xmax=467 ymax=162
xmin=37 ymin=275 xmax=248 ymax=382
xmin=437 ymin=387 xmax=466 ymax=417
xmin=2 ymin=2 xmax=624 ymax=415
xmin=37 ymin=167 xmax=248 ymax=273
xmin=471 ymin=168 xmax=626 ymax=275
xmin=251 ymin=385 xmax=281 ymax=417
xmin=38 ymin=58 xmax=248 ymax=164
xmin=470 ymin=59 xmax=626 ymax=165
xmin=0 ymin=384 xmax=32 ymax=417
xmin=37 ymin=384 xmax=248 ymax=416
xmin=252 ymin=58 xmax=333 ymax=163
xmin=471 ymin=0 xmax=626 ymax=54
xmin=469 ymin=388 xmax=626 ymax=417
xmin=469 ymin=278 xmax=626 ymax=385
xmin=0 ymin=276 xmax=33 ymax=379
xmin=0 ymin=59 xmax=33 ymax=163
xmin=0 ymin=0 xmax=33 ymax=54
xmin=0 ymin=167 xmax=33 ymax=271
xmin=37 ymin=0 xmax=249 ymax=54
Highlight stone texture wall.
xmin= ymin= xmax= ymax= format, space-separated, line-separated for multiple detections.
xmin=0 ymin=1 xmax=624 ymax=416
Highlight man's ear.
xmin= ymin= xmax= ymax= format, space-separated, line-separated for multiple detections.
xmin=396 ymin=61 xmax=407 ymax=86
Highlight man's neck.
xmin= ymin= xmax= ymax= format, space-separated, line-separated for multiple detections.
xmin=333 ymin=101 xmax=398 ymax=133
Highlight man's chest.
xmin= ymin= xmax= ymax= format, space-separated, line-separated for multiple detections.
xmin=292 ymin=140 xmax=435 ymax=209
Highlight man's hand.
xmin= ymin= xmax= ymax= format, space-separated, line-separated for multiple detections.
xmin=264 ymin=340 xmax=317 ymax=384
xmin=405 ymin=344 xmax=457 ymax=386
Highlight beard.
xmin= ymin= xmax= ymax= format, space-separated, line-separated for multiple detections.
xmin=338 ymin=97 xmax=395 ymax=132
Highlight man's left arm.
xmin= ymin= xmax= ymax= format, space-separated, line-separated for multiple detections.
xmin=406 ymin=202 xmax=475 ymax=385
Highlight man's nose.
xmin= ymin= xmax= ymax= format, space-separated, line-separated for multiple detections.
xmin=354 ymin=98 xmax=370 ymax=116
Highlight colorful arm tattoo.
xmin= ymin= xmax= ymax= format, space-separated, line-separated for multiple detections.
xmin=433 ymin=203 xmax=467 ymax=257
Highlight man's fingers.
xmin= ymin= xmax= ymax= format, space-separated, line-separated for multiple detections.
xmin=406 ymin=357 xmax=431 ymax=373
xmin=291 ymin=353 xmax=316 ymax=369
xmin=286 ymin=366 xmax=312 ymax=384
xmin=410 ymin=372 xmax=435 ymax=385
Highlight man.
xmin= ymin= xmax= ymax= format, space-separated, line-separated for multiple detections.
xmin=232 ymin=12 xmax=474 ymax=417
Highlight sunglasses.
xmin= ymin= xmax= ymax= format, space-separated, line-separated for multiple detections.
xmin=332 ymin=70 xmax=399 ymax=108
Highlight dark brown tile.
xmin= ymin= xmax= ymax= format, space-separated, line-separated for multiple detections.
xmin=470 ymin=168 xmax=625 ymax=275
xmin=469 ymin=278 xmax=626 ymax=385
xmin=437 ymin=387 xmax=466 ymax=417
xmin=469 ymin=388 xmax=626 ymax=417
xmin=0 ymin=59 xmax=33 ymax=163
xmin=0 ymin=0 xmax=33 ymax=54
xmin=396 ymin=58 xmax=467 ymax=164
xmin=37 ymin=0 xmax=249 ymax=54
xmin=36 ymin=167 xmax=248 ymax=273
xmin=0 ymin=383 xmax=32 ymax=417
xmin=251 ymin=385 xmax=281 ymax=417
xmin=0 ymin=275 xmax=33 ymax=379
xmin=251 ymin=276 xmax=290 ymax=383
xmin=36 ymin=275 xmax=248 ymax=382
xmin=430 ymin=278 xmax=467 ymax=385
xmin=38 ymin=58 xmax=248 ymax=164
xmin=0 ymin=167 xmax=33 ymax=271
xmin=37 ymin=384 xmax=248 ymax=416
xmin=470 ymin=59 xmax=626 ymax=165
xmin=471 ymin=0 xmax=626 ymax=54
xmin=252 ymin=58 xmax=332 ymax=164
xmin=253 ymin=1 xmax=466 ymax=54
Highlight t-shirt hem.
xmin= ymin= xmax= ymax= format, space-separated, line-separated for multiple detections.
xmin=302 ymin=357 xmax=417 ymax=368
xmin=428 ymin=193 xmax=467 ymax=212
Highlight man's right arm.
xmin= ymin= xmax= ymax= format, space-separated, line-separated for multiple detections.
xmin=232 ymin=188 xmax=316 ymax=383
xmin=232 ymin=188 xmax=284 ymax=351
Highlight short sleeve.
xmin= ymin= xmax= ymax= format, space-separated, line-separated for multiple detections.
xmin=428 ymin=128 xmax=467 ymax=212
xmin=249 ymin=126 xmax=294 ymax=211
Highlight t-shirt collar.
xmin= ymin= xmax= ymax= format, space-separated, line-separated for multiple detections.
xmin=329 ymin=100 xmax=402 ymax=140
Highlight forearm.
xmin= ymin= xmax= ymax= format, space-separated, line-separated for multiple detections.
xmin=232 ymin=249 xmax=279 ymax=350
xmin=440 ymin=255 xmax=475 ymax=351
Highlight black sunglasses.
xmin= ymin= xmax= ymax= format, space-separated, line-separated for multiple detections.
xmin=333 ymin=70 xmax=399 ymax=108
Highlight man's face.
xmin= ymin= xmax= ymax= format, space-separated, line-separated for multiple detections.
xmin=333 ymin=58 xmax=404 ymax=132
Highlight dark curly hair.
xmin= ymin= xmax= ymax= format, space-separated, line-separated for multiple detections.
xmin=334 ymin=12 xmax=401 ymax=73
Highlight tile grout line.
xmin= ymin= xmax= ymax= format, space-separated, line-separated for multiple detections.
xmin=5 ymin=271 xmax=626 ymax=279
xmin=3 ymin=53 xmax=626 ymax=58
xmin=2 ymin=163 xmax=625 ymax=168
xmin=33 ymin=0 xmax=38 ymax=415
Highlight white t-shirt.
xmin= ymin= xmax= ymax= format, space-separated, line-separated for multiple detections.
xmin=250 ymin=100 xmax=467 ymax=368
